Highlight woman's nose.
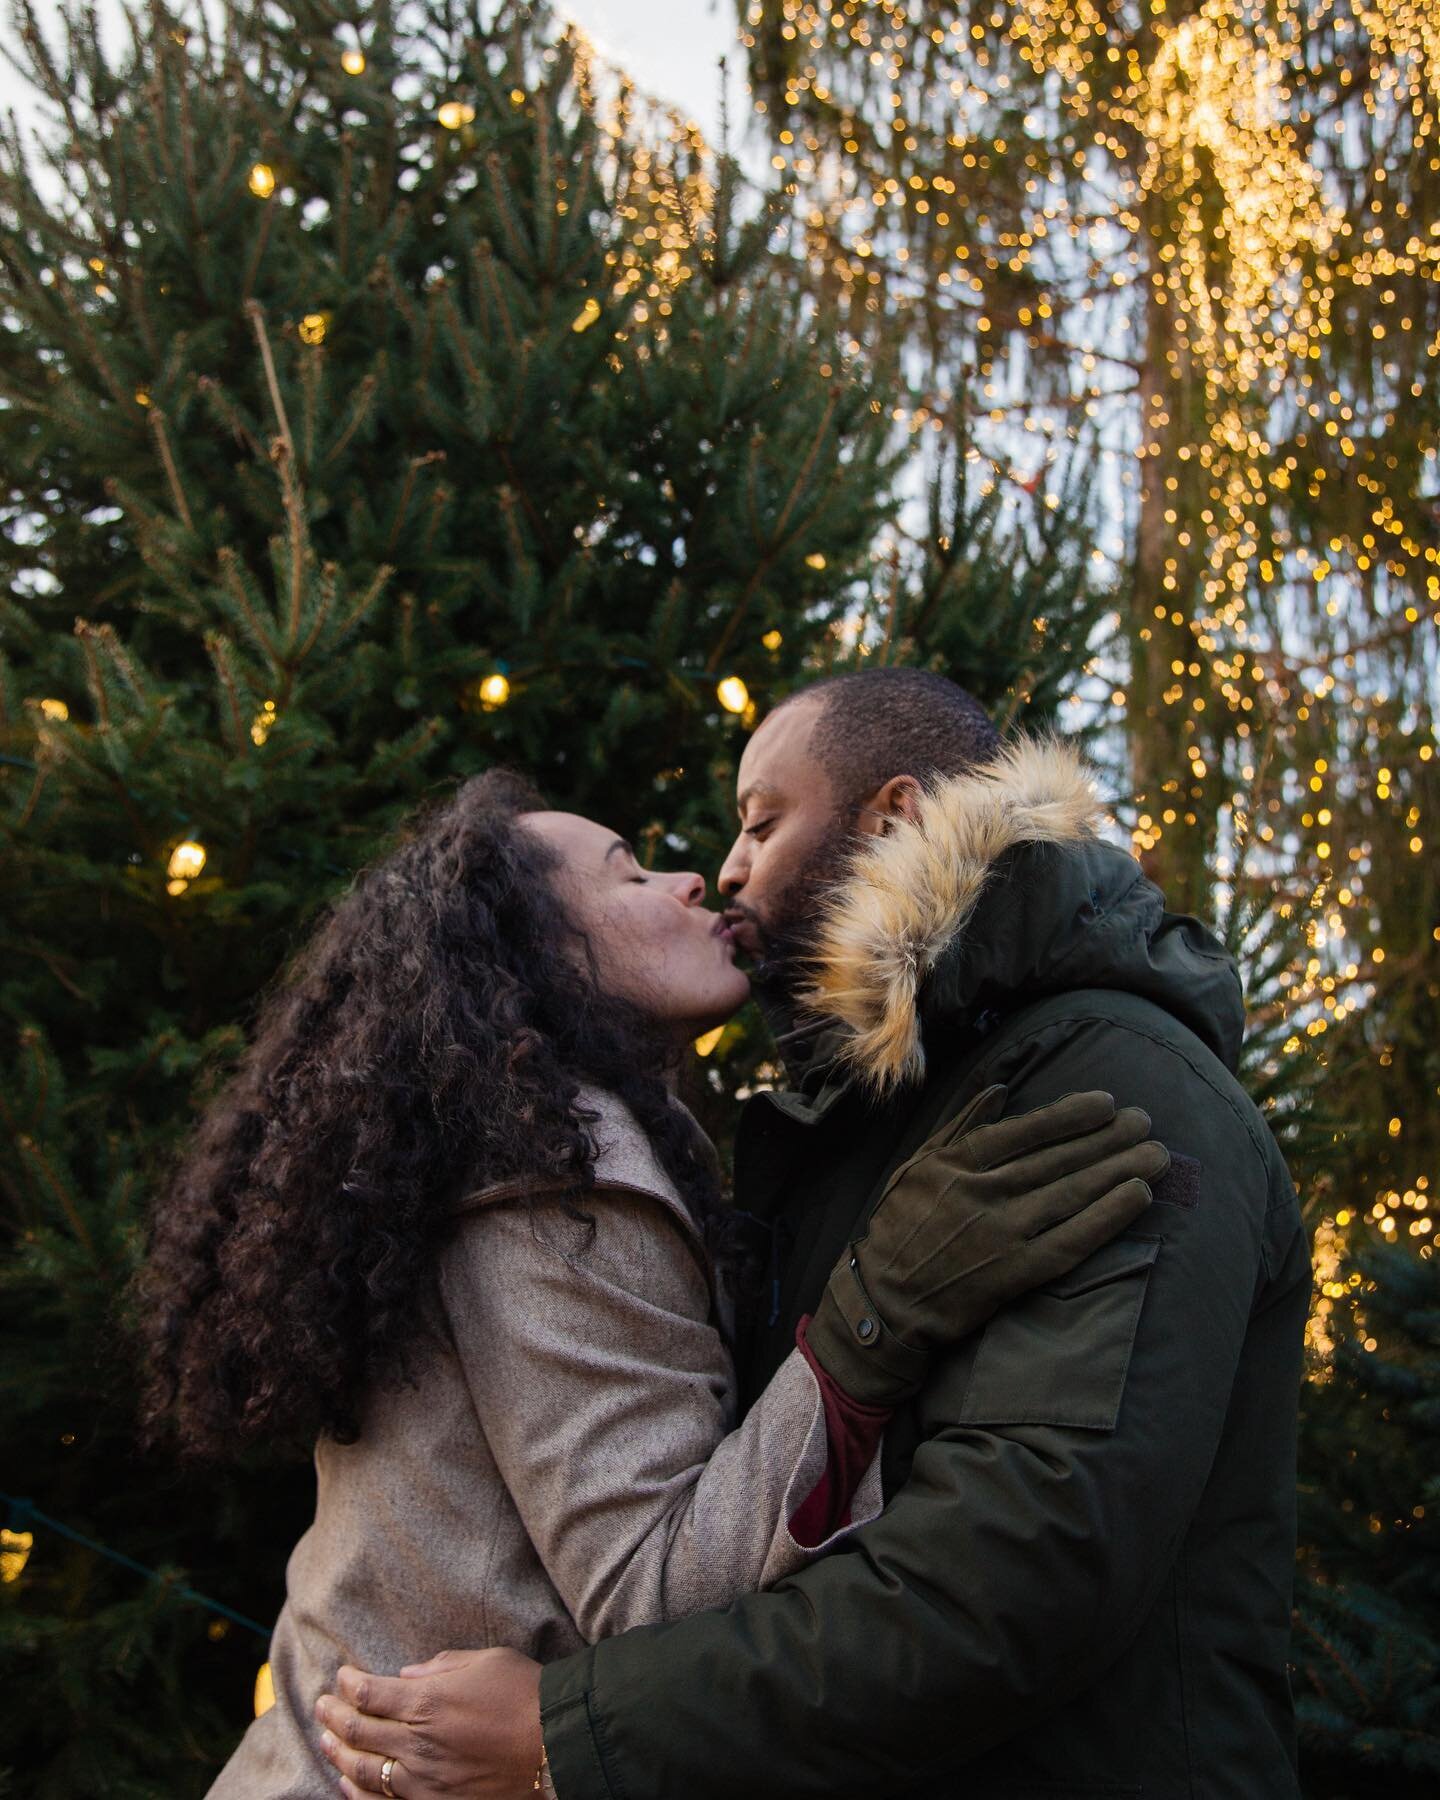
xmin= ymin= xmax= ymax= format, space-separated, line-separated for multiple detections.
xmin=672 ymin=870 xmax=706 ymax=906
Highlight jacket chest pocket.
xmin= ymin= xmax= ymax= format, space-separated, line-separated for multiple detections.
xmin=957 ymin=1235 xmax=1162 ymax=1432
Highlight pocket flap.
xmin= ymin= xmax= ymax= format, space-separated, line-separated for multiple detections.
xmin=956 ymin=1233 xmax=1164 ymax=1431
xmin=1039 ymin=1233 xmax=1161 ymax=1300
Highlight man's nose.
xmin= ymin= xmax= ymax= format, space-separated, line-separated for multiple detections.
xmin=717 ymin=836 xmax=749 ymax=898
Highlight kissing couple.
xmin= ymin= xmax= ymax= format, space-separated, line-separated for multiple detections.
xmin=144 ymin=669 xmax=1310 ymax=1800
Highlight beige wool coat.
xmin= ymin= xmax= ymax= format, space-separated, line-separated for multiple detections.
xmin=209 ymin=1088 xmax=881 ymax=1798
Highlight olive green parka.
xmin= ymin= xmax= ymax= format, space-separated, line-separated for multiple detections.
xmin=540 ymin=738 xmax=1311 ymax=1800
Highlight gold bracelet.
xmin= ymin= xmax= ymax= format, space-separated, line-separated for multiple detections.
xmin=533 ymin=1744 xmax=549 ymax=1794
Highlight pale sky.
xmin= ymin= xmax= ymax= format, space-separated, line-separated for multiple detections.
xmin=0 ymin=1 xmax=748 ymax=155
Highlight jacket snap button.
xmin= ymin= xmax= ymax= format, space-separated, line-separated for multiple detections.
xmin=857 ymin=1318 xmax=875 ymax=1341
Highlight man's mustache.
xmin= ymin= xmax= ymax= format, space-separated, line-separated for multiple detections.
xmin=721 ymin=900 xmax=765 ymax=940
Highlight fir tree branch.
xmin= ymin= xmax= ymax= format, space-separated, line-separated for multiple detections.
xmin=13 ymin=1130 xmax=95 ymax=1256
xmin=241 ymin=180 xmax=277 ymax=302
xmin=320 ymin=369 xmax=380 ymax=470
xmin=384 ymin=452 xmax=447 ymax=560
xmin=196 ymin=374 xmax=263 ymax=460
xmin=146 ymin=408 xmax=194 ymax=533
xmin=215 ymin=546 xmax=280 ymax=662
xmin=244 ymin=299 xmax=295 ymax=459
xmin=203 ymin=632 xmax=250 ymax=755
xmin=0 ymin=939 xmax=92 ymax=1005
xmin=47 ymin=264 xmax=134 ymax=411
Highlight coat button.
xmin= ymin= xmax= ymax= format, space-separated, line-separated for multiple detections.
xmin=856 ymin=1317 xmax=875 ymax=1341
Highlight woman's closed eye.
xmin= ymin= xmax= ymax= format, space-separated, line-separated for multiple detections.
xmin=745 ymin=818 xmax=776 ymax=839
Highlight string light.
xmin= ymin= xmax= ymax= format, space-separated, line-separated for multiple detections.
xmin=255 ymin=1662 xmax=276 ymax=1717
xmin=437 ymin=101 xmax=475 ymax=130
xmin=716 ymin=675 xmax=750 ymax=714
xmin=762 ymin=628 xmax=784 ymax=650
xmin=0 ymin=1528 xmax=33 ymax=1583
xmin=476 ymin=673 xmax=510 ymax=710
xmin=693 ymin=1025 xmax=725 ymax=1056
xmin=166 ymin=841 xmax=207 ymax=896
xmin=247 ymin=163 xmax=275 ymax=199
xmin=38 ymin=698 xmax=68 ymax=720
xmin=250 ymin=699 xmax=277 ymax=745
xmin=298 ymin=312 xmax=329 ymax=345
xmin=572 ymin=297 xmax=602 ymax=332
xmin=341 ymin=48 xmax=365 ymax=76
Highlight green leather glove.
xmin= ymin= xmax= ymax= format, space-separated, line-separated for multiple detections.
xmin=805 ymin=1086 xmax=1170 ymax=1406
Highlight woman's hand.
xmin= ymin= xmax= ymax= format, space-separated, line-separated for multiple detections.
xmin=804 ymin=1085 xmax=1169 ymax=1406
xmin=316 ymin=1648 xmax=543 ymax=1799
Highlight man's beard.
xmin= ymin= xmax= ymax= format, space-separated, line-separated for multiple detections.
xmin=737 ymin=815 xmax=863 ymax=1016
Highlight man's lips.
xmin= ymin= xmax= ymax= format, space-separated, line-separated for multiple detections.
xmin=722 ymin=911 xmax=761 ymax=953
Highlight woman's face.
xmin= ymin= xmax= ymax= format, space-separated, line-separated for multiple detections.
xmin=525 ymin=812 xmax=751 ymax=1036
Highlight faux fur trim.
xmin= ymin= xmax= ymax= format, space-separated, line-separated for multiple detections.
xmin=800 ymin=737 xmax=1106 ymax=1093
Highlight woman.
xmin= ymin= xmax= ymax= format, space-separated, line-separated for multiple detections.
xmin=139 ymin=771 xmax=1163 ymax=1798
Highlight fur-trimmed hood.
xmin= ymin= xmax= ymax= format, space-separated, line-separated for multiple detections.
xmin=800 ymin=737 xmax=1244 ymax=1092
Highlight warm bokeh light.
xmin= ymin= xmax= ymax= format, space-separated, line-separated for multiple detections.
xmin=166 ymin=840 xmax=207 ymax=881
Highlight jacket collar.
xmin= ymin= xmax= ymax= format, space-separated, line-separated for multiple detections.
xmin=457 ymin=1083 xmax=701 ymax=1239
xmin=797 ymin=737 xmax=1105 ymax=1095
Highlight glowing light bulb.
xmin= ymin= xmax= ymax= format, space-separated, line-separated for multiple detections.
xmin=248 ymin=163 xmax=276 ymax=199
xmin=437 ymin=101 xmax=476 ymax=130
xmin=693 ymin=1025 xmax=725 ymax=1057
xmin=39 ymin=698 xmax=69 ymax=720
xmin=717 ymin=676 xmax=750 ymax=714
xmin=255 ymin=1662 xmax=276 ymax=1717
xmin=341 ymin=48 xmax=365 ymax=75
xmin=804 ymin=552 xmax=828 ymax=570
xmin=251 ymin=699 xmax=278 ymax=746
xmin=167 ymin=840 xmax=207 ymax=881
xmin=0 ymin=1528 xmax=33 ymax=1583
xmin=572 ymin=297 xmax=602 ymax=333
xmin=477 ymin=673 xmax=510 ymax=710
xmin=762 ymin=629 xmax=783 ymax=650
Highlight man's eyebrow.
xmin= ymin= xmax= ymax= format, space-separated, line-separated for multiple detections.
xmin=736 ymin=782 xmax=783 ymax=817
xmin=604 ymin=837 xmax=635 ymax=863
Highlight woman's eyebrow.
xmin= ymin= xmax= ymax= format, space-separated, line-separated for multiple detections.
xmin=604 ymin=837 xmax=635 ymax=864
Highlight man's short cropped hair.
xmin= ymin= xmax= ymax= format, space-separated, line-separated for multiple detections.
xmin=778 ymin=667 xmax=1002 ymax=808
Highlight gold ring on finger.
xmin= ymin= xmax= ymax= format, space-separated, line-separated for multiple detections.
xmin=380 ymin=1756 xmax=399 ymax=1798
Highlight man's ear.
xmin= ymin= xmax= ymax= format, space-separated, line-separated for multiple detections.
xmin=858 ymin=774 xmax=923 ymax=831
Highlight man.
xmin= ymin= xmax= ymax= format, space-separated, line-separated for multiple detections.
xmin=318 ymin=670 xmax=1310 ymax=1799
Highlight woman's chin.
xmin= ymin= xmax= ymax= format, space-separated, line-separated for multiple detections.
xmin=693 ymin=973 xmax=751 ymax=1032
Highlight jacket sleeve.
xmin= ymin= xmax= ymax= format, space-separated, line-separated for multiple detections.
xmin=538 ymin=1021 xmax=1309 ymax=1799
xmin=438 ymin=1187 xmax=882 ymax=1643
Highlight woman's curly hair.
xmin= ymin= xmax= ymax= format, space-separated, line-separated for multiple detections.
xmin=137 ymin=769 xmax=723 ymax=1461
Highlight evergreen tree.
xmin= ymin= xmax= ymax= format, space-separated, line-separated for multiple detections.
xmin=0 ymin=2 xmax=1101 ymax=1792
xmin=734 ymin=0 xmax=1440 ymax=906
xmin=1293 ymin=1240 xmax=1440 ymax=1795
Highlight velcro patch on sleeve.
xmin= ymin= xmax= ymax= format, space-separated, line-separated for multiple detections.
xmin=1151 ymin=1151 xmax=1203 ymax=1208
